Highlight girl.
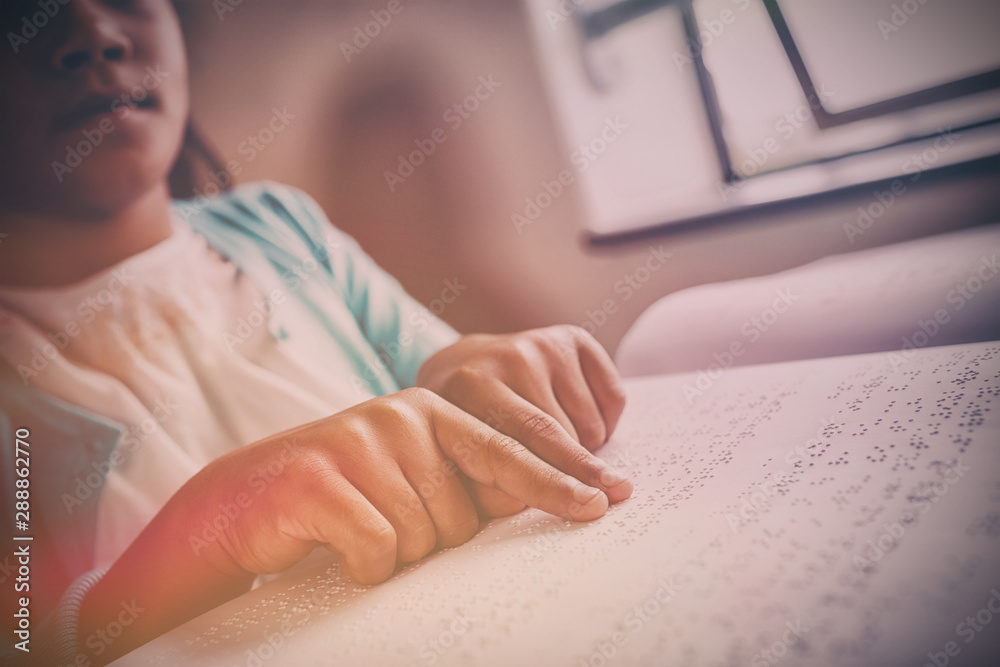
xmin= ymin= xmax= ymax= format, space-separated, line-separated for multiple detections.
xmin=0 ymin=1 xmax=632 ymax=664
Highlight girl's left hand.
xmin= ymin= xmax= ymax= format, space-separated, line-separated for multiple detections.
xmin=416 ymin=325 xmax=632 ymax=517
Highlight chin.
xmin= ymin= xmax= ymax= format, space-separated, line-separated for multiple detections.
xmin=43 ymin=132 xmax=181 ymax=219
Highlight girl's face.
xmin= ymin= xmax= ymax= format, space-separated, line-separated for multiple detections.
xmin=0 ymin=0 xmax=189 ymax=219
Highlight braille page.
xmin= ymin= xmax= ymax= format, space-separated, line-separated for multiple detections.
xmin=113 ymin=341 xmax=1000 ymax=667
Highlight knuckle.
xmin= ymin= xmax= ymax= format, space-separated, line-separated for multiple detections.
xmin=510 ymin=330 xmax=535 ymax=350
xmin=566 ymin=445 xmax=599 ymax=472
xmin=536 ymin=325 xmax=582 ymax=363
xmin=484 ymin=431 xmax=524 ymax=481
xmin=292 ymin=453 xmax=352 ymax=496
xmin=555 ymin=323 xmax=583 ymax=339
xmin=389 ymin=387 xmax=427 ymax=410
xmin=293 ymin=448 xmax=331 ymax=477
xmin=551 ymin=324 xmax=585 ymax=349
xmin=564 ymin=324 xmax=591 ymax=341
xmin=443 ymin=365 xmax=482 ymax=395
xmin=503 ymin=337 xmax=536 ymax=365
xmin=370 ymin=394 xmax=421 ymax=430
xmin=405 ymin=385 xmax=455 ymax=420
xmin=519 ymin=410 xmax=564 ymax=444
xmin=325 ymin=416 xmax=383 ymax=464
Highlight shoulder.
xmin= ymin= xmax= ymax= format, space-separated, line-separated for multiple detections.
xmin=174 ymin=180 xmax=326 ymax=234
xmin=173 ymin=181 xmax=353 ymax=264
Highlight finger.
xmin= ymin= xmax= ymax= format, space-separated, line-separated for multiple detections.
xmin=348 ymin=463 xmax=438 ymax=564
xmin=534 ymin=386 xmax=580 ymax=444
xmin=398 ymin=453 xmax=480 ymax=549
xmin=304 ymin=479 xmax=398 ymax=584
xmin=574 ymin=329 xmax=628 ymax=439
xmin=462 ymin=476 xmax=526 ymax=518
xmin=487 ymin=373 xmax=583 ymax=448
xmin=479 ymin=337 xmax=584 ymax=445
xmin=551 ymin=358 xmax=608 ymax=451
xmin=429 ymin=396 xmax=610 ymax=522
xmin=488 ymin=391 xmax=633 ymax=504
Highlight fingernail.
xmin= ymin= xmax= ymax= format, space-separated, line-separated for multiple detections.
xmin=572 ymin=483 xmax=602 ymax=504
xmin=599 ymin=468 xmax=628 ymax=487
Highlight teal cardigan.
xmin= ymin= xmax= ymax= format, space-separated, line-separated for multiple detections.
xmin=0 ymin=181 xmax=459 ymax=639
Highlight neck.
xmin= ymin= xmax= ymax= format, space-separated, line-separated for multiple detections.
xmin=0 ymin=183 xmax=175 ymax=288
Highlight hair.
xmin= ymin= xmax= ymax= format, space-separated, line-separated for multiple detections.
xmin=167 ymin=119 xmax=229 ymax=200
xmin=167 ymin=0 xmax=229 ymax=201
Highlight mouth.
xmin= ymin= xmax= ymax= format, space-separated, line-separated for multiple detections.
xmin=55 ymin=91 xmax=158 ymax=132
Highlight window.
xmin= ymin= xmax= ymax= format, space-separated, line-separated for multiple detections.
xmin=528 ymin=0 xmax=1000 ymax=238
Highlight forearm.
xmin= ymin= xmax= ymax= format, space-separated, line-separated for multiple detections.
xmin=74 ymin=488 xmax=254 ymax=666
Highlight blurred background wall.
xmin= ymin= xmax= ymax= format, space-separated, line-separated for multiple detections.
xmin=176 ymin=0 xmax=1000 ymax=354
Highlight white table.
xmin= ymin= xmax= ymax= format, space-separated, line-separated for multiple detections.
xmin=114 ymin=341 xmax=1000 ymax=666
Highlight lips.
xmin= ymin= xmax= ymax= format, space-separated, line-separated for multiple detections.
xmin=54 ymin=89 xmax=157 ymax=132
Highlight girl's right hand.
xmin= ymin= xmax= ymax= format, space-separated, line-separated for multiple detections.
xmin=181 ymin=387 xmax=611 ymax=584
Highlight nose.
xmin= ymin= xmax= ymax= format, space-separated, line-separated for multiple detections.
xmin=50 ymin=1 xmax=133 ymax=72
